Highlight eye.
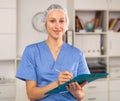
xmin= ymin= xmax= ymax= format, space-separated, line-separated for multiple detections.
xmin=59 ymin=20 xmax=65 ymax=23
xmin=49 ymin=20 xmax=55 ymax=23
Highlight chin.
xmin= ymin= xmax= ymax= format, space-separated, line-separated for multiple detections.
xmin=53 ymin=37 xmax=59 ymax=40
xmin=53 ymin=36 xmax=61 ymax=40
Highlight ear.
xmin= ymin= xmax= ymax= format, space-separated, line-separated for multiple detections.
xmin=45 ymin=22 xmax=47 ymax=28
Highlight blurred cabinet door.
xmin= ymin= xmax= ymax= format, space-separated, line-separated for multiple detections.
xmin=110 ymin=80 xmax=120 ymax=101
xmin=108 ymin=33 xmax=120 ymax=56
xmin=0 ymin=0 xmax=16 ymax=8
xmin=110 ymin=92 xmax=120 ymax=101
xmin=0 ymin=9 xmax=16 ymax=34
xmin=74 ymin=0 xmax=108 ymax=10
xmin=16 ymin=79 xmax=30 ymax=101
xmin=109 ymin=0 xmax=120 ymax=10
xmin=0 ymin=85 xmax=15 ymax=100
xmin=0 ymin=34 xmax=16 ymax=59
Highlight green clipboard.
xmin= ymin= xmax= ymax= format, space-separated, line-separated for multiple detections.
xmin=45 ymin=73 xmax=109 ymax=95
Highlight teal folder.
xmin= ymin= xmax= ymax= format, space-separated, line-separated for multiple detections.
xmin=45 ymin=73 xmax=109 ymax=95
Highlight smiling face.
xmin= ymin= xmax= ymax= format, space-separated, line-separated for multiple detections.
xmin=46 ymin=10 xmax=67 ymax=40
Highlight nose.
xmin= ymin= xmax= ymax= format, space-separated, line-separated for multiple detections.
xmin=55 ymin=21 xmax=61 ymax=28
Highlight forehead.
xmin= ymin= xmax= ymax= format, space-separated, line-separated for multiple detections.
xmin=47 ymin=9 xmax=66 ymax=19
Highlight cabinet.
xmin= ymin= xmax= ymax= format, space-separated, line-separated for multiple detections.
xmin=0 ymin=99 xmax=15 ymax=101
xmin=69 ymin=0 xmax=120 ymax=101
xmin=74 ymin=0 xmax=108 ymax=10
xmin=0 ymin=85 xmax=15 ymax=99
xmin=0 ymin=0 xmax=16 ymax=100
xmin=82 ymin=81 xmax=108 ymax=101
xmin=108 ymin=0 xmax=120 ymax=10
xmin=109 ymin=80 xmax=120 ymax=101
xmin=74 ymin=0 xmax=120 ymax=11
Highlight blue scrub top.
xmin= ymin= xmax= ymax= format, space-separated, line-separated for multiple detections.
xmin=16 ymin=41 xmax=90 ymax=101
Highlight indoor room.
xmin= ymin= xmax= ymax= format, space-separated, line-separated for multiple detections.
xmin=0 ymin=0 xmax=120 ymax=101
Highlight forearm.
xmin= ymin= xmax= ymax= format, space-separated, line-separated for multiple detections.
xmin=26 ymin=81 xmax=58 ymax=101
xmin=27 ymin=71 xmax=73 ymax=101
xmin=66 ymin=82 xmax=87 ymax=101
xmin=72 ymin=91 xmax=85 ymax=101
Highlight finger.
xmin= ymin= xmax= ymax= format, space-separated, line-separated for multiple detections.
xmin=68 ymin=82 xmax=77 ymax=90
xmin=66 ymin=85 xmax=70 ymax=91
xmin=68 ymin=82 xmax=83 ymax=90
xmin=59 ymin=72 xmax=73 ymax=80
xmin=74 ymin=82 xmax=82 ymax=89
xmin=58 ymin=77 xmax=72 ymax=85
xmin=59 ymin=78 xmax=71 ymax=82
xmin=62 ymin=71 xmax=73 ymax=78
xmin=80 ymin=81 xmax=88 ymax=87
xmin=58 ymin=75 xmax=72 ymax=81
xmin=62 ymin=75 xmax=73 ymax=80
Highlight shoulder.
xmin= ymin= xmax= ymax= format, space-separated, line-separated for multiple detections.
xmin=21 ymin=41 xmax=46 ymax=60
xmin=25 ymin=41 xmax=45 ymax=51
xmin=23 ymin=41 xmax=46 ymax=56
xmin=65 ymin=43 xmax=83 ymax=56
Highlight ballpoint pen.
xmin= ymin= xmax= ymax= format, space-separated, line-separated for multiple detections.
xmin=55 ymin=69 xmax=61 ymax=73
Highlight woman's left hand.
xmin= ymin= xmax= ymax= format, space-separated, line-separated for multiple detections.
xmin=66 ymin=81 xmax=88 ymax=100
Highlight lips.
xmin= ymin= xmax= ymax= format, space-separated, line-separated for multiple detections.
xmin=54 ymin=30 xmax=61 ymax=33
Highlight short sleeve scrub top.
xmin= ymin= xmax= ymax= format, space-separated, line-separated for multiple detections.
xmin=16 ymin=41 xmax=90 ymax=101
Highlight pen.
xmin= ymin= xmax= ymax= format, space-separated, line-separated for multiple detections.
xmin=55 ymin=69 xmax=73 ymax=75
xmin=55 ymin=69 xmax=61 ymax=73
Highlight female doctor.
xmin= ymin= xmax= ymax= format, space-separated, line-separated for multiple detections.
xmin=16 ymin=4 xmax=90 ymax=101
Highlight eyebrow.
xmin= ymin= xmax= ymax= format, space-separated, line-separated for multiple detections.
xmin=48 ymin=16 xmax=65 ymax=19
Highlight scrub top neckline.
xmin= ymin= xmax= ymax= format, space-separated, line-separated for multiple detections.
xmin=44 ymin=40 xmax=66 ymax=63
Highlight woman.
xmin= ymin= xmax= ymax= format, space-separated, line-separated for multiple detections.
xmin=16 ymin=4 xmax=90 ymax=101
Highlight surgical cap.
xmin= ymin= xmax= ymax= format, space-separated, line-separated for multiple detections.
xmin=32 ymin=4 xmax=69 ymax=32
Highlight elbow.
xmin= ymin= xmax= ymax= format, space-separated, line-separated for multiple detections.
xmin=27 ymin=92 xmax=37 ymax=101
xmin=27 ymin=91 xmax=45 ymax=101
xmin=27 ymin=94 xmax=35 ymax=101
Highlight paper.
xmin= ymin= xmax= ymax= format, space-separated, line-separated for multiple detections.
xmin=45 ymin=73 xmax=109 ymax=95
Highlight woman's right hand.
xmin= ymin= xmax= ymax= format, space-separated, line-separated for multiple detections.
xmin=57 ymin=71 xmax=73 ymax=85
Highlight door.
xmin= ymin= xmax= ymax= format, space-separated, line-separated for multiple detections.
xmin=74 ymin=0 xmax=108 ymax=10
xmin=109 ymin=0 xmax=120 ymax=10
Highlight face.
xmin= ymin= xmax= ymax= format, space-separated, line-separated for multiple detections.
xmin=46 ymin=10 xmax=67 ymax=40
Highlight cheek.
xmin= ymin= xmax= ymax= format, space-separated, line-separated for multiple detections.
xmin=62 ymin=23 xmax=67 ymax=29
xmin=46 ymin=23 xmax=53 ymax=30
xmin=62 ymin=25 xmax=67 ymax=32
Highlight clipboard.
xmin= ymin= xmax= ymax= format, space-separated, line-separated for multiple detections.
xmin=45 ymin=73 xmax=109 ymax=95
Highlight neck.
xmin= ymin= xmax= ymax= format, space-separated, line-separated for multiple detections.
xmin=46 ymin=37 xmax=63 ymax=49
xmin=46 ymin=37 xmax=64 ymax=61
